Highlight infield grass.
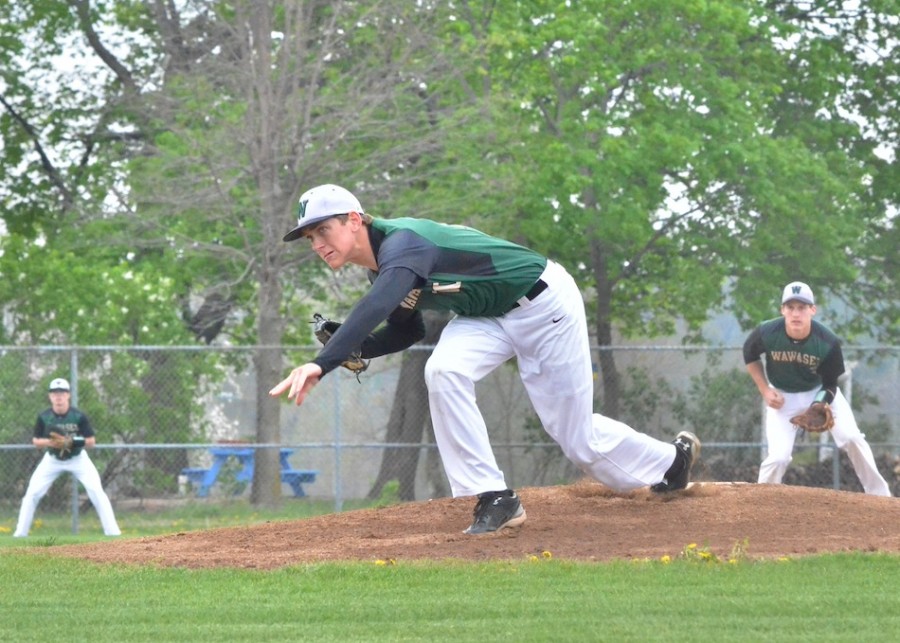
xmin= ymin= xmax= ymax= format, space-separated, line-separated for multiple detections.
xmin=1 ymin=551 xmax=897 ymax=642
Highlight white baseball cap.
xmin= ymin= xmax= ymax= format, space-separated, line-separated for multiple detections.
xmin=782 ymin=281 xmax=815 ymax=305
xmin=282 ymin=184 xmax=364 ymax=242
xmin=49 ymin=378 xmax=70 ymax=392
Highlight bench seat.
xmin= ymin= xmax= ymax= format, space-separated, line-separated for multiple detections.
xmin=280 ymin=469 xmax=319 ymax=497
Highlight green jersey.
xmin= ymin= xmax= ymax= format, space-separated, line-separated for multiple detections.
xmin=34 ymin=406 xmax=93 ymax=460
xmin=742 ymin=318 xmax=845 ymax=393
xmin=370 ymin=217 xmax=547 ymax=316
xmin=312 ymin=217 xmax=548 ymax=375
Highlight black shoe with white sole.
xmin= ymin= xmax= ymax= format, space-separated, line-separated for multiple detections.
xmin=464 ymin=489 xmax=527 ymax=534
xmin=651 ymin=431 xmax=700 ymax=493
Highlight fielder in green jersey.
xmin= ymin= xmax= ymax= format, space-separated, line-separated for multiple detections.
xmin=743 ymin=282 xmax=890 ymax=496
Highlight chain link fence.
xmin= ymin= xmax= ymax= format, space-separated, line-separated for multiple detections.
xmin=1 ymin=344 xmax=898 ymax=526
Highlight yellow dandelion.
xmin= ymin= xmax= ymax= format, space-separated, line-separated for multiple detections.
xmin=542 ymin=550 xmax=552 ymax=559
xmin=687 ymin=543 xmax=697 ymax=550
xmin=528 ymin=555 xmax=539 ymax=562
xmin=660 ymin=555 xmax=672 ymax=564
xmin=0 ymin=526 xmax=11 ymax=534
xmin=374 ymin=559 xmax=387 ymax=566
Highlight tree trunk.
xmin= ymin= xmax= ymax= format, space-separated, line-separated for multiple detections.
xmin=251 ymin=261 xmax=285 ymax=507
xmin=367 ymin=311 xmax=450 ymax=501
xmin=590 ymin=237 xmax=621 ymax=418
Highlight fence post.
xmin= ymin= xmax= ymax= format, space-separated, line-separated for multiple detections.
xmin=70 ymin=349 xmax=80 ymax=535
xmin=333 ymin=375 xmax=343 ymax=513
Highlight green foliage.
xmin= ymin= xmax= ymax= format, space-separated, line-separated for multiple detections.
xmin=2 ymin=0 xmax=896 ymax=348
xmin=618 ymin=366 xmax=676 ymax=432
xmin=372 ymin=479 xmax=402 ymax=508
xmin=672 ymin=364 xmax=761 ymax=455
xmin=0 ymin=237 xmax=191 ymax=345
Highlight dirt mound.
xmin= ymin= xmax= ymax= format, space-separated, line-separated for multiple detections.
xmin=45 ymin=481 xmax=900 ymax=569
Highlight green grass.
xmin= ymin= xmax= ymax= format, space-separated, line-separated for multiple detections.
xmin=0 ymin=497 xmax=371 ymax=543
xmin=2 ymin=504 xmax=899 ymax=641
xmin=0 ymin=552 xmax=898 ymax=642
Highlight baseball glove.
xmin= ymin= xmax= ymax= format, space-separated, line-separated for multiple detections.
xmin=790 ymin=402 xmax=835 ymax=433
xmin=48 ymin=431 xmax=74 ymax=456
xmin=312 ymin=313 xmax=369 ymax=378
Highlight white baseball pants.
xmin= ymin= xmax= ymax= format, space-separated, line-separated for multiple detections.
xmin=759 ymin=387 xmax=891 ymax=497
xmin=424 ymin=260 xmax=677 ymax=497
xmin=14 ymin=451 xmax=121 ymax=536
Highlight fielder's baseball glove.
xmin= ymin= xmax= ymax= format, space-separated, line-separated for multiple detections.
xmin=312 ymin=313 xmax=369 ymax=378
xmin=48 ymin=431 xmax=74 ymax=456
xmin=790 ymin=402 xmax=835 ymax=433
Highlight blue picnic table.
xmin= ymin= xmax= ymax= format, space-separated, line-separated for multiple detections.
xmin=181 ymin=446 xmax=318 ymax=498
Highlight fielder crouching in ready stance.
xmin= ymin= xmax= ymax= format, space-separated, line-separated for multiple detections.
xmin=270 ymin=184 xmax=701 ymax=534
xmin=744 ymin=282 xmax=891 ymax=496
xmin=14 ymin=378 xmax=121 ymax=537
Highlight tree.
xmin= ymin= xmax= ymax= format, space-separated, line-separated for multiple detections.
xmin=1 ymin=0 xmax=472 ymax=505
xmin=447 ymin=0 xmax=898 ymax=417
xmin=749 ymin=0 xmax=900 ymax=340
xmin=131 ymin=2 xmax=472 ymax=505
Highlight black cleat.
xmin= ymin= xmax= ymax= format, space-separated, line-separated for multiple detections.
xmin=464 ymin=490 xmax=527 ymax=534
xmin=651 ymin=431 xmax=700 ymax=493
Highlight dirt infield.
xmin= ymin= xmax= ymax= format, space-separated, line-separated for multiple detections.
xmin=48 ymin=481 xmax=900 ymax=569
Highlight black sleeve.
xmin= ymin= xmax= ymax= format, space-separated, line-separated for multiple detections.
xmin=742 ymin=327 xmax=765 ymax=364
xmin=817 ymin=342 xmax=845 ymax=402
xmin=361 ymin=310 xmax=426 ymax=358
xmin=312 ymin=267 xmax=425 ymax=375
xmin=33 ymin=415 xmax=46 ymax=439
xmin=77 ymin=411 xmax=95 ymax=438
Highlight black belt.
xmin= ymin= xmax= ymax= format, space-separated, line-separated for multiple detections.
xmin=510 ymin=279 xmax=548 ymax=309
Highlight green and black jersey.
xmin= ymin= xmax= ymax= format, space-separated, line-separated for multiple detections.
xmin=370 ymin=218 xmax=547 ymax=316
xmin=742 ymin=318 xmax=845 ymax=393
xmin=34 ymin=407 xmax=93 ymax=460
xmin=312 ymin=217 xmax=548 ymax=375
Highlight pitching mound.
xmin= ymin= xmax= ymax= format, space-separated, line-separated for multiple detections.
xmin=48 ymin=481 xmax=899 ymax=569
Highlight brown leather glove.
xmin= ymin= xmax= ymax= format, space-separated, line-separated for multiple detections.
xmin=48 ymin=431 xmax=74 ymax=456
xmin=790 ymin=402 xmax=835 ymax=433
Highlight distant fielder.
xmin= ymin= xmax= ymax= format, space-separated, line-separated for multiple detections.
xmin=744 ymin=282 xmax=890 ymax=496
xmin=14 ymin=378 xmax=121 ymax=537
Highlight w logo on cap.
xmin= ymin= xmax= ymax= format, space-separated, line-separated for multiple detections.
xmin=298 ymin=199 xmax=308 ymax=219
xmin=782 ymin=281 xmax=814 ymax=305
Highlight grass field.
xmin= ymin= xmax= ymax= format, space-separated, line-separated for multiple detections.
xmin=0 ymin=497 xmax=369 ymax=543
xmin=2 ymin=503 xmax=899 ymax=642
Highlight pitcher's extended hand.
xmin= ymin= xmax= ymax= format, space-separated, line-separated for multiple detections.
xmin=269 ymin=363 xmax=323 ymax=406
